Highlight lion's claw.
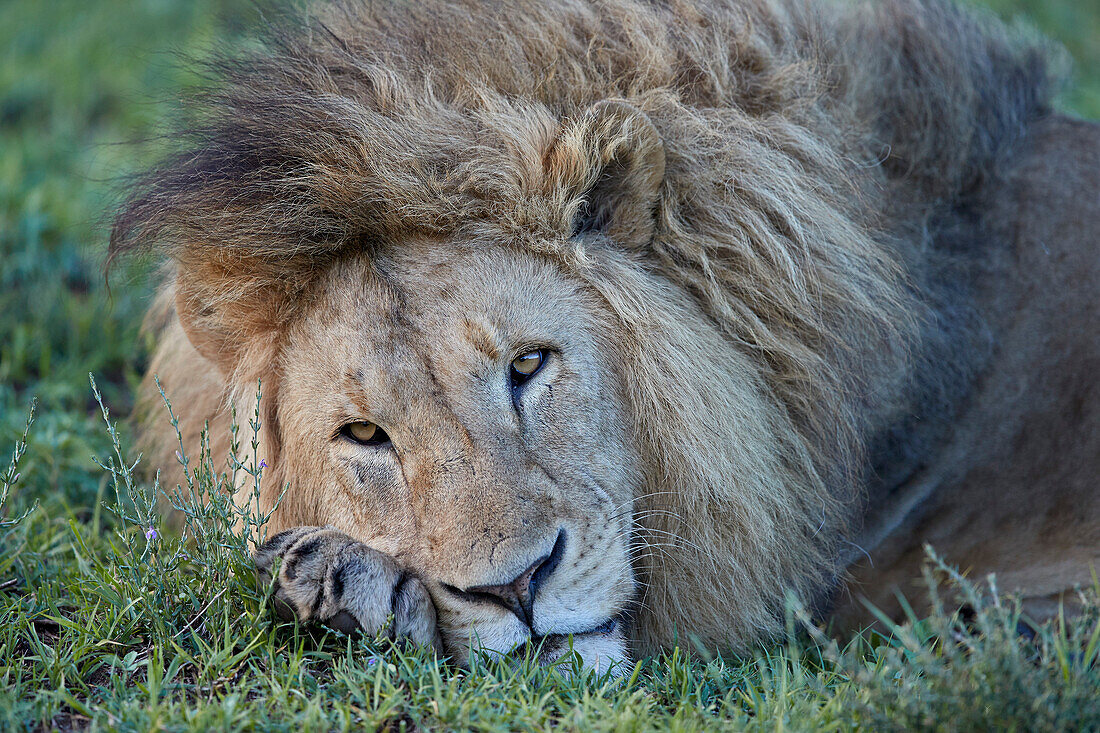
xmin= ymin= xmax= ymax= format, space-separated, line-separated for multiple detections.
xmin=254 ymin=526 xmax=442 ymax=651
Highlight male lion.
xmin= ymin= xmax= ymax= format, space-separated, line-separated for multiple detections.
xmin=113 ymin=0 xmax=1100 ymax=671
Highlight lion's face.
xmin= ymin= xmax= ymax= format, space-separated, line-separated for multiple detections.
xmin=276 ymin=238 xmax=641 ymax=669
xmin=128 ymin=87 xmax=868 ymax=667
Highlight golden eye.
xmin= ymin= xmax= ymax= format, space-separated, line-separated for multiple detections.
xmin=342 ymin=421 xmax=388 ymax=445
xmin=510 ymin=349 xmax=545 ymax=385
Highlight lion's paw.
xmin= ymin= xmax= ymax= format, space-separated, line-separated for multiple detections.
xmin=254 ymin=526 xmax=441 ymax=651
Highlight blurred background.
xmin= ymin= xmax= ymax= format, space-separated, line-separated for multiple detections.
xmin=0 ymin=0 xmax=1097 ymax=514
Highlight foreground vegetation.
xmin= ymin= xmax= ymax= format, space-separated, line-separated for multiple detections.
xmin=2 ymin=0 xmax=1098 ymax=729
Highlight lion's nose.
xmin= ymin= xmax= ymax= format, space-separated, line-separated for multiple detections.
xmin=456 ymin=529 xmax=566 ymax=628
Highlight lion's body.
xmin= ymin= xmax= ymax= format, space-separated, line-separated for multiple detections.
xmin=835 ymin=115 xmax=1100 ymax=624
xmin=116 ymin=0 xmax=1099 ymax=663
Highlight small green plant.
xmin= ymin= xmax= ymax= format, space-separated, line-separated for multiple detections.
xmin=0 ymin=399 xmax=38 ymax=536
xmin=154 ymin=375 xmax=285 ymax=596
xmin=0 ymin=400 xmax=39 ymax=593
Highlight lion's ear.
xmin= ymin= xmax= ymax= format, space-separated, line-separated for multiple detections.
xmin=169 ymin=254 xmax=288 ymax=472
xmin=548 ymin=100 xmax=666 ymax=246
xmin=173 ymin=253 xmax=289 ymax=381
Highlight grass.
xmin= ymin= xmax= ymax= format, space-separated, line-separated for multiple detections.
xmin=1 ymin=0 xmax=1098 ymax=730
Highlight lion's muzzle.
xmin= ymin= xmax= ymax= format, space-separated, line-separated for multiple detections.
xmin=426 ymin=524 xmax=632 ymax=672
xmin=442 ymin=528 xmax=567 ymax=628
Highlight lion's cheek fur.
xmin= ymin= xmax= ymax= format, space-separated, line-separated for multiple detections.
xmin=582 ymin=244 xmax=842 ymax=654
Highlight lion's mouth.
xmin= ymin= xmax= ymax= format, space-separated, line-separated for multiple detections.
xmin=536 ymin=615 xmax=619 ymax=644
xmin=519 ymin=615 xmax=629 ymax=672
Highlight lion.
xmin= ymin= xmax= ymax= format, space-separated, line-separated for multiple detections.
xmin=110 ymin=0 xmax=1100 ymax=671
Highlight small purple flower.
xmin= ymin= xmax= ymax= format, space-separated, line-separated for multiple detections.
xmin=145 ymin=527 xmax=158 ymax=541
xmin=259 ymin=460 xmax=268 ymax=470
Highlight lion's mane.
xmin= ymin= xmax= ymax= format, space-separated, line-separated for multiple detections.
xmin=112 ymin=0 xmax=1059 ymax=650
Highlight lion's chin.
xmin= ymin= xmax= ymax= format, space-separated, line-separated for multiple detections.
xmin=447 ymin=621 xmax=631 ymax=676
xmin=534 ymin=624 xmax=631 ymax=677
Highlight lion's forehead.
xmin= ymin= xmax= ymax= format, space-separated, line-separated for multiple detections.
xmin=288 ymin=243 xmax=602 ymax=389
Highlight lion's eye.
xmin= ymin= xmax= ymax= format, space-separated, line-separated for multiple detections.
xmin=341 ymin=421 xmax=389 ymax=446
xmin=510 ymin=349 xmax=546 ymax=387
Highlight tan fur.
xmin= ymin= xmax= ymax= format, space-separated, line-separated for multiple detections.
xmin=113 ymin=0 xmax=1094 ymax=663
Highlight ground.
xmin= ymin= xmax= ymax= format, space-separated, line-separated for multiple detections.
xmin=1 ymin=0 xmax=1098 ymax=730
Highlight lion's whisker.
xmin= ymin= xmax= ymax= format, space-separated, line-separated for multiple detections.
xmin=607 ymin=491 xmax=682 ymax=515
xmin=630 ymin=528 xmax=707 ymax=555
